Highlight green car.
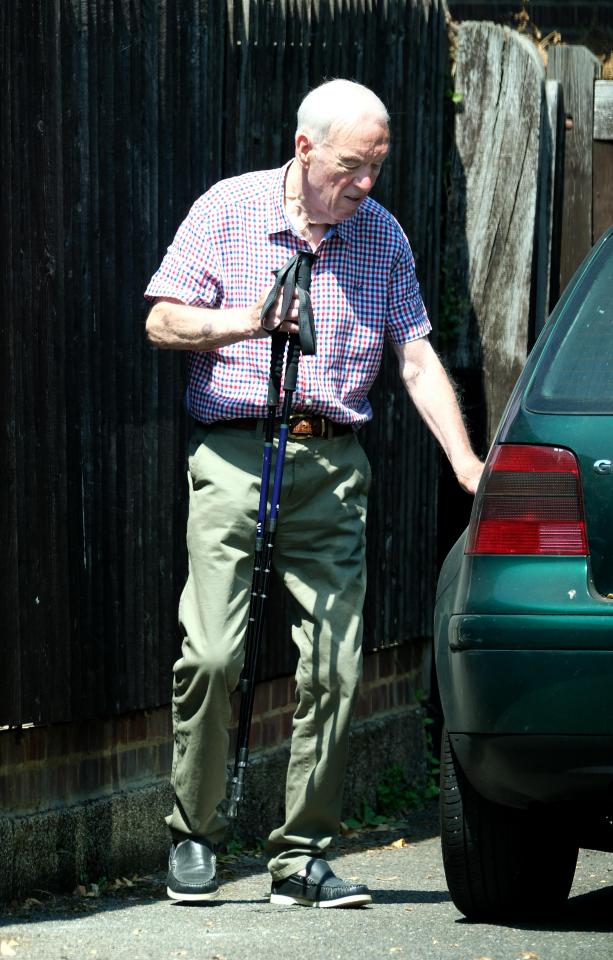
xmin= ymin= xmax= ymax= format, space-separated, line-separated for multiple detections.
xmin=435 ymin=227 xmax=613 ymax=921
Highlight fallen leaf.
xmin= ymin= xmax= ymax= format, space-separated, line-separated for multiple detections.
xmin=23 ymin=898 xmax=43 ymax=908
xmin=390 ymin=838 xmax=410 ymax=849
xmin=519 ymin=954 xmax=541 ymax=960
xmin=376 ymin=875 xmax=400 ymax=881
xmin=0 ymin=942 xmax=18 ymax=958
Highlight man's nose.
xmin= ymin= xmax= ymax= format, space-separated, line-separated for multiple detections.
xmin=352 ymin=168 xmax=377 ymax=191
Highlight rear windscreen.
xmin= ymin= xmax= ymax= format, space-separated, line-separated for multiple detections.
xmin=527 ymin=236 xmax=613 ymax=414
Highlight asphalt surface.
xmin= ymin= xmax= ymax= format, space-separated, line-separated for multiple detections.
xmin=2 ymin=802 xmax=612 ymax=960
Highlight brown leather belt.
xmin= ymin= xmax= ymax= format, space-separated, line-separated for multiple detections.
xmin=214 ymin=415 xmax=353 ymax=439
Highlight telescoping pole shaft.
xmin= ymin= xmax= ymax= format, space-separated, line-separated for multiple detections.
xmin=228 ymin=252 xmax=315 ymax=819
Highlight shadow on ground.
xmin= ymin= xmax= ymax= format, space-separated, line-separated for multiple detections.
xmin=455 ymin=885 xmax=613 ymax=935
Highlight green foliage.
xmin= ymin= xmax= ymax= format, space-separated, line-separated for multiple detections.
xmin=216 ymin=836 xmax=266 ymax=863
xmin=445 ymin=88 xmax=464 ymax=104
xmin=376 ymin=763 xmax=413 ymax=818
xmin=345 ymin=709 xmax=441 ymax=830
xmin=343 ymin=802 xmax=388 ymax=832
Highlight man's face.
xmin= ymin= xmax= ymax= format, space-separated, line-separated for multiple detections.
xmin=300 ymin=117 xmax=390 ymax=224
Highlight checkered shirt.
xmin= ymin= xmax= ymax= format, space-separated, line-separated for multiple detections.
xmin=144 ymin=162 xmax=431 ymax=425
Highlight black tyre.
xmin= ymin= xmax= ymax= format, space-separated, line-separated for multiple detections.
xmin=440 ymin=727 xmax=578 ymax=921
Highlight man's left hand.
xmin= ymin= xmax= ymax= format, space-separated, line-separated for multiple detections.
xmin=453 ymin=454 xmax=485 ymax=495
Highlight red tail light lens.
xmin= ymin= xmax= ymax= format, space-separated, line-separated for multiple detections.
xmin=466 ymin=445 xmax=587 ymax=555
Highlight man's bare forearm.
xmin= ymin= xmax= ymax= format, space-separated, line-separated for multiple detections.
xmin=145 ymin=299 xmax=262 ymax=351
xmin=393 ymin=338 xmax=484 ymax=494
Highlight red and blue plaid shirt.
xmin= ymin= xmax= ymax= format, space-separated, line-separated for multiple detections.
xmin=145 ymin=162 xmax=431 ymax=425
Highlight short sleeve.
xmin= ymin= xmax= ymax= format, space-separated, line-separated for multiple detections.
xmin=144 ymin=196 xmax=223 ymax=307
xmin=385 ymin=240 xmax=432 ymax=344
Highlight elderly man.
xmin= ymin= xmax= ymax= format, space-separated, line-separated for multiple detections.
xmin=145 ymin=78 xmax=483 ymax=908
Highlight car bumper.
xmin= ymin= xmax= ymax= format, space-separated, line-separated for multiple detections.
xmin=440 ymin=615 xmax=613 ymax=734
xmin=438 ymin=613 xmax=613 ymax=808
xmin=450 ymin=731 xmax=613 ymax=809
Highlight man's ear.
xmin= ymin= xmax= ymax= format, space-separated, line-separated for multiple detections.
xmin=295 ymin=132 xmax=316 ymax=168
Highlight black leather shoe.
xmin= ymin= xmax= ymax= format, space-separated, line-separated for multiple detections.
xmin=167 ymin=838 xmax=219 ymax=901
xmin=270 ymin=858 xmax=372 ymax=908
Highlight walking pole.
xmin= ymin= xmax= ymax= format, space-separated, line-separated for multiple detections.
xmin=228 ymin=251 xmax=316 ymax=819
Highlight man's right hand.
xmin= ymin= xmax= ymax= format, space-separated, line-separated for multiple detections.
xmin=253 ymin=286 xmax=301 ymax=339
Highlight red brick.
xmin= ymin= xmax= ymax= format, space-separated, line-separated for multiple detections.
xmin=394 ymin=644 xmax=416 ymax=673
xmin=354 ymin=693 xmax=370 ymax=719
xmin=271 ymin=677 xmax=290 ymax=710
xmin=128 ymin=712 xmax=148 ymax=742
xmin=370 ymin=682 xmax=389 ymax=714
xmin=113 ymin=715 xmax=130 ymax=746
xmin=262 ymin=716 xmax=282 ymax=748
xmin=362 ymin=653 xmax=378 ymax=683
xmin=281 ymin=711 xmax=294 ymax=741
xmin=377 ymin=648 xmax=395 ymax=679
xmin=230 ymin=691 xmax=241 ymax=726
xmin=253 ymin=681 xmax=271 ymax=716
xmin=147 ymin=707 xmax=172 ymax=739
xmin=248 ymin=721 xmax=263 ymax=750
xmin=23 ymin=730 xmax=46 ymax=763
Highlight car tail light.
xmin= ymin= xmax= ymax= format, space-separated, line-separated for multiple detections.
xmin=465 ymin=445 xmax=587 ymax=555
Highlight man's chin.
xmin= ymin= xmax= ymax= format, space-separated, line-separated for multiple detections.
xmin=335 ymin=199 xmax=364 ymax=220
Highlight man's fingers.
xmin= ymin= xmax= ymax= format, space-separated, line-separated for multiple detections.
xmin=260 ymin=289 xmax=300 ymax=329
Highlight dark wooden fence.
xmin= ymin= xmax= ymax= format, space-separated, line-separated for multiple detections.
xmin=1 ymin=0 xmax=447 ymax=726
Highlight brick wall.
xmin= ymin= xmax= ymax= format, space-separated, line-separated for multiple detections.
xmin=1 ymin=645 xmax=430 ymax=817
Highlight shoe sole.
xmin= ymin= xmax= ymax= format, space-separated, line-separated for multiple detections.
xmin=270 ymin=892 xmax=372 ymax=908
xmin=167 ymin=886 xmax=220 ymax=902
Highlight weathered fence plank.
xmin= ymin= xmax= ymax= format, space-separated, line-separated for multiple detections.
xmin=594 ymin=79 xmax=613 ymax=140
xmin=547 ymin=45 xmax=601 ymax=290
xmin=533 ymin=79 xmax=564 ymax=335
xmin=444 ymin=22 xmax=544 ymax=444
xmin=593 ymin=81 xmax=613 ymax=247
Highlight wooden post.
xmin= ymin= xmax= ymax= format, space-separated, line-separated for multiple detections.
xmin=547 ymin=46 xmax=601 ymax=291
xmin=532 ymin=79 xmax=564 ymax=336
xmin=444 ymin=22 xmax=545 ymax=445
xmin=593 ymin=80 xmax=613 ymax=246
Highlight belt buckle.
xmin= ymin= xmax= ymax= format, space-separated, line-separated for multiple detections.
xmin=288 ymin=414 xmax=327 ymax=438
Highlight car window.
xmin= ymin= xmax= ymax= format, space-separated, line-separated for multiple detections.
xmin=527 ymin=235 xmax=613 ymax=414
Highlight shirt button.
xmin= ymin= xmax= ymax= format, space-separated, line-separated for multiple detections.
xmin=304 ymin=398 xmax=313 ymax=406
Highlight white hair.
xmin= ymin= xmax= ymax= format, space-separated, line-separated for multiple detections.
xmin=296 ymin=79 xmax=390 ymax=145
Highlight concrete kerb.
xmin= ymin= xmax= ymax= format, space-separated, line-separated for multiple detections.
xmin=0 ymin=706 xmax=427 ymax=903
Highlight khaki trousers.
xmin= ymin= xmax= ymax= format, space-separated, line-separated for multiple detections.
xmin=166 ymin=421 xmax=370 ymax=880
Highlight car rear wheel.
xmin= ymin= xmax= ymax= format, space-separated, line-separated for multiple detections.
xmin=440 ymin=727 xmax=579 ymax=921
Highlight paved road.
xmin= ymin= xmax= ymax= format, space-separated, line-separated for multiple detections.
xmin=2 ymin=804 xmax=612 ymax=960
